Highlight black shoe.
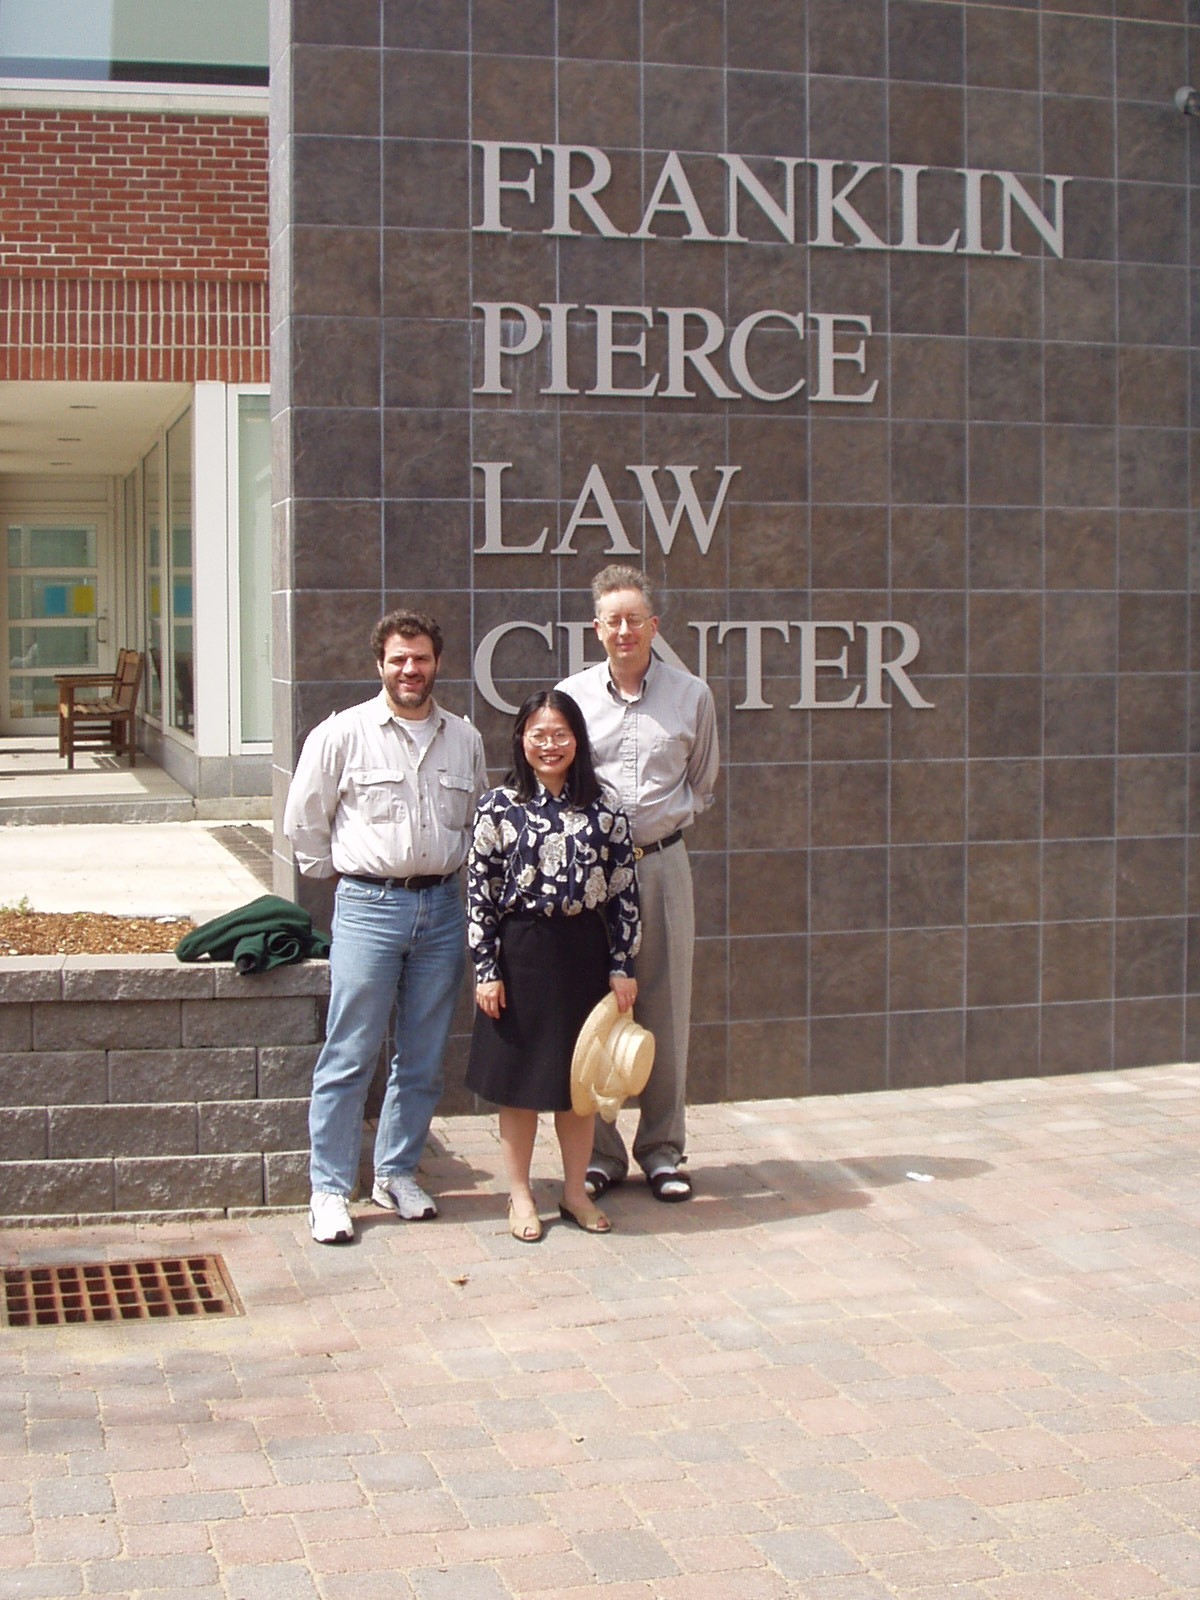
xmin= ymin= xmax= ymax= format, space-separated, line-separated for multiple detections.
xmin=648 ymin=1168 xmax=692 ymax=1203
xmin=584 ymin=1166 xmax=620 ymax=1200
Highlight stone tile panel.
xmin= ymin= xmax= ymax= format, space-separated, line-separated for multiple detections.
xmin=180 ymin=997 xmax=322 ymax=1049
xmin=0 ymin=1052 xmax=106 ymax=1107
xmin=270 ymin=0 xmax=1200 ymax=1100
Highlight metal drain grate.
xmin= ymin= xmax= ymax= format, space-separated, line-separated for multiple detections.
xmin=2 ymin=1256 xmax=243 ymax=1327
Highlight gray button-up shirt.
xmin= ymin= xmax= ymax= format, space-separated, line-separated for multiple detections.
xmin=558 ymin=659 xmax=719 ymax=848
xmin=284 ymin=691 xmax=487 ymax=880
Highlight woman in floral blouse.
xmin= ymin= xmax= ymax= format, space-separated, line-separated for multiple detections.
xmin=467 ymin=689 xmax=640 ymax=1241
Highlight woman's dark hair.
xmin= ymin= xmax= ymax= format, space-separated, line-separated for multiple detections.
xmin=508 ymin=689 xmax=601 ymax=807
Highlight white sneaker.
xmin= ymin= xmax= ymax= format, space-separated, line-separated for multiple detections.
xmin=372 ymin=1174 xmax=437 ymax=1221
xmin=309 ymin=1191 xmax=354 ymax=1244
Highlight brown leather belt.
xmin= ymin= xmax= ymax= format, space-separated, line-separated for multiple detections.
xmin=342 ymin=872 xmax=454 ymax=891
xmin=633 ymin=829 xmax=683 ymax=862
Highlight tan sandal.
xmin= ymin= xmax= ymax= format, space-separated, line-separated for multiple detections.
xmin=558 ymin=1200 xmax=611 ymax=1234
xmin=508 ymin=1200 xmax=543 ymax=1243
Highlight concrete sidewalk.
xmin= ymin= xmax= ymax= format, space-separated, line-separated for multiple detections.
xmin=3 ymin=1065 xmax=1200 ymax=1598
xmin=0 ymin=821 xmax=273 ymax=921
xmin=0 ymin=734 xmax=275 ymax=921
xmin=0 ymin=736 xmax=271 ymax=828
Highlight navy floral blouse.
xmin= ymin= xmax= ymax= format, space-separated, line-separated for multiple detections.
xmin=467 ymin=784 xmax=641 ymax=984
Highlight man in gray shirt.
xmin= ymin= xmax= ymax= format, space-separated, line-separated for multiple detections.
xmin=285 ymin=608 xmax=486 ymax=1244
xmin=559 ymin=565 xmax=719 ymax=1201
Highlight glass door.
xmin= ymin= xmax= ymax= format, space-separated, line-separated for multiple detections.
xmin=4 ymin=519 xmax=109 ymax=733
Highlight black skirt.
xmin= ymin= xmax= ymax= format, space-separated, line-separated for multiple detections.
xmin=466 ymin=910 xmax=610 ymax=1111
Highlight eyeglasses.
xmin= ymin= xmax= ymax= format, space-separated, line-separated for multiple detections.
xmin=524 ymin=731 xmax=575 ymax=749
xmin=596 ymin=613 xmax=652 ymax=634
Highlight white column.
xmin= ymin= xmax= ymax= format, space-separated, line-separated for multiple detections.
xmin=191 ymin=381 xmax=231 ymax=758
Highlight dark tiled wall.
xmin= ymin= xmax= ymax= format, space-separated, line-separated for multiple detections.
xmin=272 ymin=0 xmax=1200 ymax=1108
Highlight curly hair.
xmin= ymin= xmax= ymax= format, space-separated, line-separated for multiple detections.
xmin=370 ymin=609 xmax=444 ymax=661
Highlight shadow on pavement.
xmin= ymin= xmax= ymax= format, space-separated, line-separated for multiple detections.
xmin=384 ymin=1151 xmax=999 ymax=1238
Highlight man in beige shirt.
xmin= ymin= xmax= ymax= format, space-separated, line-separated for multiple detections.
xmin=560 ymin=566 xmax=719 ymax=1202
xmin=285 ymin=608 xmax=486 ymax=1244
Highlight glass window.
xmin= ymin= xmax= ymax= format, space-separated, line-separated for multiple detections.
xmin=143 ymin=444 xmax=163 ymax=722
xmin=167 ymin=410 xmax=193 ymax=734
xmin=236 ymin=393 xmax=271 ymax=743
xmin=0 ymin=0 xmax=267 ymax=86
xmin=7 ymin=525 xmax=95 ymax=569
xmin=5 ymin=521 xmax=99 ymax=719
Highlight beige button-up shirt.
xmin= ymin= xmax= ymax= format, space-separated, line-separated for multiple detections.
xmin=558 ymin=659 xmax=719 ymax=848
xmin=284 ymin=692 xmax=487 ymax=880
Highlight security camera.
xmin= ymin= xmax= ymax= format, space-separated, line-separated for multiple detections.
xmin=1174 ymin=86 xmax=1200 ymax=116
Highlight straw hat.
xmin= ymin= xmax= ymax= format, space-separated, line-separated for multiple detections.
xmin=571 ymin=992 xmax=656 ymax=1122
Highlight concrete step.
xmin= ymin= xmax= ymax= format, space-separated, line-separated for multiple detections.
xmin=0 ymin=737 xmax=197 ymax=825
xmin=0 ymin=795 xmax=197 ymax=825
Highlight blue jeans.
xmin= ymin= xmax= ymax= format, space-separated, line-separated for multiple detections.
xmin=308 ymin=877 xmax=466 ymax=1196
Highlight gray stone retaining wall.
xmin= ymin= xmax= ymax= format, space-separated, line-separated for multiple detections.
xmin=0 ymin=955 xmax=329 ymax=1222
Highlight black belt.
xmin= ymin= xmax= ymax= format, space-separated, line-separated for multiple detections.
xmin=633 ymin=829 xmax=683 ymax=861
xmin=342 ymin=872 xmax=454 ymax=891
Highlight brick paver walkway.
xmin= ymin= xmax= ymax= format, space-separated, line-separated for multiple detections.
xmin=3 ymin=1065 xmax=1200 ymax=1598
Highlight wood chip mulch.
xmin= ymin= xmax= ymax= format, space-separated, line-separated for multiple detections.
xmin=0 ymin=911 xmax=195 ymax=957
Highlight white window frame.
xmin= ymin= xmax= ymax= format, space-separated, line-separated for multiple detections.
xmin=137 ymin=433 xmax=165 ymax=733
xmin=133 ymin=383 xmax=269 ymax=758
xmin=225 ymin=382 xmax=271 ymax=754
xmin=188 ymin=382 xmax=226 ymax=757
xmin=135 ymin=393 xmax=197 ymax=749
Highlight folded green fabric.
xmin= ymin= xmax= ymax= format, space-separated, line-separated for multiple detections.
xmin=231 ymin=929 xmax=319 ymax=974
xmin=176 ymin=894 xmax=330 ymax=973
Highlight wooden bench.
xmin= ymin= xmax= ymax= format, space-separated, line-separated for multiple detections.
xmin=56 ymin=648 xmax=145 ymax=770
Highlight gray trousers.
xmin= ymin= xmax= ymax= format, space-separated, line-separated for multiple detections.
xmin=591 ymin=837 xmax=694 ymax=1180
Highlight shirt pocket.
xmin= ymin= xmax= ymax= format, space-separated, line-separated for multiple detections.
xmin=647 ymin=727 xmax=688 ymax=775
xmin=351 ymin=768 xmax=409 ymax=824
xmin=437 ymin=771 xmax=475 ymax=829
xmin=648 ymin=721 xmax=686 ymax=752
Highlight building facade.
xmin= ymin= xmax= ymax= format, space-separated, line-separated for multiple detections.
xmin=272 ymin=0 xmax=1200 ymax=1111
xmin=0 ymin=0 xmax=272 ymax=804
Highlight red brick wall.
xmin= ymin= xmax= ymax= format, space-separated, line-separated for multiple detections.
xmin=0 ymin=110 xmax=269 ymax=381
